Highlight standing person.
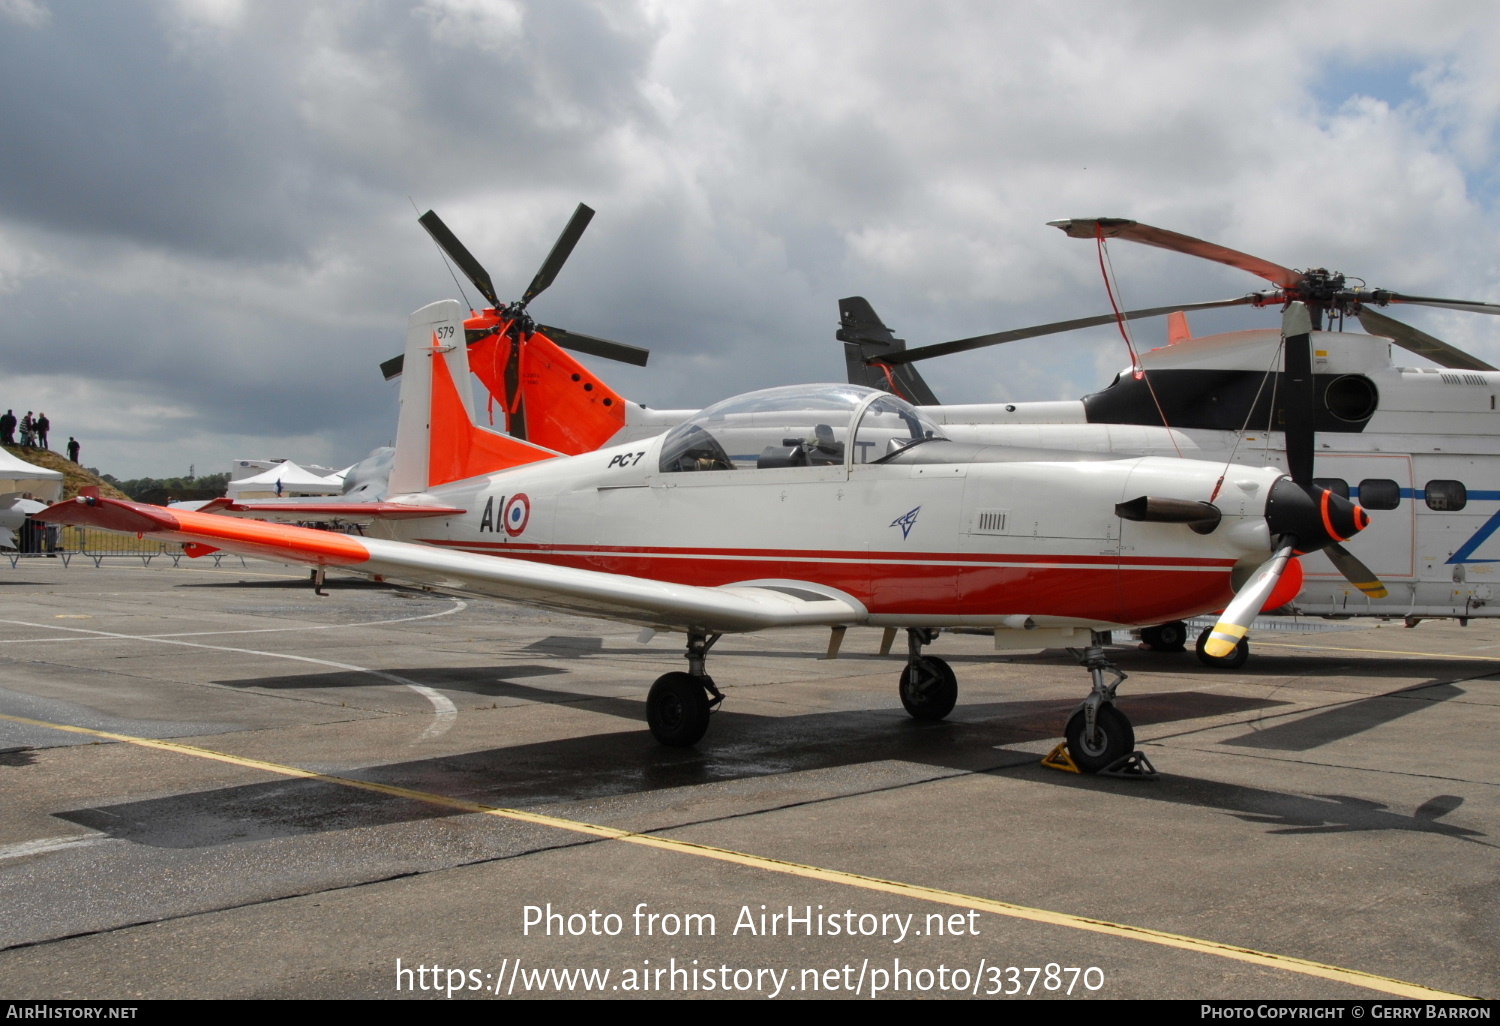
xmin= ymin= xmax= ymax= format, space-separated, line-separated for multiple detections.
xmin=19 ymin=412 xmax=33 ymax=447
xmin=35 ymin=413 xmax=49 ymax=450
xmin=66 ymin=437 xmax=80 ymax=463
xmin=0 ymin=410 xmax=14 ymax=446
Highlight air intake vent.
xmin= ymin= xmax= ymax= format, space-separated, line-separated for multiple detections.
xmin=972 ymin=509 xmax=1009 ymax=534
xmin=1440 ymin=372 xmax=1489 ymax=386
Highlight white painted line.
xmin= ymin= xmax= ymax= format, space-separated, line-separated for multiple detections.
xmin=0 ymin=600 xmax=469 ymax=741
xmin=0 ymin=835 xmax=110 ymax=861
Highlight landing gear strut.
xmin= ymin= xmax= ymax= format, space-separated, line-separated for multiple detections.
xmin=898 ymin=628 xmax=957 ymax=720
xmin=1063 ymin=633 xmax=1136 ymax=773
xmin=646 ymin=631 xmax=724 ymax=747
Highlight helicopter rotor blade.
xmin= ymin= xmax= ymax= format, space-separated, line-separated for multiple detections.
xmin=534 ymin=323 xmax=650 ymax=367
xmin=418 ymin=210 xmax=501 ymax=309
xmin=877 ymin=295 xmax=1260 ymax=366
xmin=379 ymin=323 xmax=651 ymax=381
xmin=1383 ymin=293 xmax=1500 ymax=317
xmin=1048 ymin=218 xmax=1304 ymax=290
xmin=1355 ymin=307 xmax=1497 ymax=372
xmin=520 ymin=203 xmax=595 ymax=310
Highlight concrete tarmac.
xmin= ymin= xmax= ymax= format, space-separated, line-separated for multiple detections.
xmin=0 ymin=559 xmax=1494 ymax=1000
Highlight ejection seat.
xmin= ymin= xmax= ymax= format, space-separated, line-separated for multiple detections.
xmin=756 ymin=424 xmax=845 ymax=469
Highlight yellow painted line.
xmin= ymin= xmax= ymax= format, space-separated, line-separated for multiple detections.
xmin=0 ymin=711 xmax=1474 ymax=1000
xmin=1255 ymin=640 xmax=1500 ymax=663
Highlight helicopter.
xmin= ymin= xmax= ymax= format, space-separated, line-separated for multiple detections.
xmin=840 ymin=218 xmax=1500 ymax=666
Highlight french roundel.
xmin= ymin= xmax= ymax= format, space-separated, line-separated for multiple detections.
xmin=503 ymin=493 xmax=531 ymax=537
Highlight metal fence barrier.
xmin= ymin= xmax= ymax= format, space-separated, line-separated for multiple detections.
xmin=5 ymin=524 xmax=247 ymax=570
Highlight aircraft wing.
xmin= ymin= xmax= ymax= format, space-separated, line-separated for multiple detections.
xmin=197 ymin=497 xmax=466 ymax=522
xmin=40 ymin=497 xmax=866 ymax=633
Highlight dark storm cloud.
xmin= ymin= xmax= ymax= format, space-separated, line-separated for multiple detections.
xmin=0 ymin=0 xmax=660 ymax=262
xmin=0 ymin=0 xmax=1497 ymax=479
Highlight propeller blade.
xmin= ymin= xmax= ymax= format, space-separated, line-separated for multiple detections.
xmin=879 ymin=295 xmax=1259 ymax=365
xmin=1202 ymin=541 xmax=1296 ymax=658
xmin=1324 ymin=542 xmax=1389 ymax=598
xmin=534 ymin=323 xmax=651 ymax=367
xmin=1047 ymin=218 xmax=1303 ymax=290
xmin=418 ymin=210 xmax=501 ymax=309
xmin=1282 ymin=302 xmax=1316 ymax=487
xmin=1356 ymin=307 xmax=1498 ymax=372
xmin=521 ymin=202 xmax=595 ymax=309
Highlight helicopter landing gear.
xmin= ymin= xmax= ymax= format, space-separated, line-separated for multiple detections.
xmin=1195 ymin=625 xmax=1249 ymax=669
xmin=1063 ymin=633 xmax=1137 ymax=773
xmin=899 ymin=628 xmax=957 ymax=720
xmin=646 ymin=631 xmax=724 ymax=747
xmin=1139 ymin=619 xmax=1188 ymax=652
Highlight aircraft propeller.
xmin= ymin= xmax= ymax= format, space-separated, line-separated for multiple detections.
xmin=1199 ymin=303 xmax=1386 ymax=658
xmin=382 ymin=204 xmax=650 ymax=382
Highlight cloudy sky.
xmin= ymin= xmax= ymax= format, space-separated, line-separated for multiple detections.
xmin=2 ymin=0 xmax=1499 ymax=479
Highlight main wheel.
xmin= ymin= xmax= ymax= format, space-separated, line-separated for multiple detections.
xmin=899 ymin=655 xmax=958 ymax=720
xmin=1141 ymin=620 xmax=1188 ymax=652
xmin=646 ymin=672 xmax=712 ymax=747
xmin=1195 ymin=626 xmax=1249 ymax=669
xmin=1064 ymin=703 xmax=1135 ymax=774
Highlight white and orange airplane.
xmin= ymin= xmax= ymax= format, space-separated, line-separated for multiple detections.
xmin=41 ymin=299 xmax=1369 ymax=770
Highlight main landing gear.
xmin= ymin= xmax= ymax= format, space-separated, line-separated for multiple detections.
xmin=646 ymin=631 xmax=725 ymax=747
xmin=1139 ymin=620 xmax=1188 ymax=652
xmin=1195 ymin=625 xmax=1249 ymax=669
xmin=899 ymin=628 xmax=958 ymax=720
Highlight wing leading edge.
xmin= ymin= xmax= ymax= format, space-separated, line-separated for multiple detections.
xmin=196 ymin=497 xmax=467 ymax=522
xmin=41 ymin=497 xmax=866 ymax=634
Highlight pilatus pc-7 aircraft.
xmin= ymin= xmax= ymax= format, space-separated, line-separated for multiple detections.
xmin=381 ymin=208 xmax=1493 ymax=671
xmin=44 ymin=289 xmax=1371 ymax=772
xmin=841 ymin=218 xmax=1500 ymax=666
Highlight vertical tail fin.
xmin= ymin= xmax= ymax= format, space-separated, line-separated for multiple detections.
xmin=838 ymin=296 xmax=942 ymax=406
xmin=388 ymin=300 xmax=558 ymax=496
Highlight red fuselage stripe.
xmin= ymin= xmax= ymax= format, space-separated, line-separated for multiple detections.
xmin=416 ymin=541 xmax=1237 ymax=622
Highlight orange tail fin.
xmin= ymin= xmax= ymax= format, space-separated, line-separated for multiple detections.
xmin=389 ymin=301 xmax=558 ymax=495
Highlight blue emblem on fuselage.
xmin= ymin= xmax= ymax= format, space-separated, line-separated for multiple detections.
xmin=890 ymin=506 xmax=920 ymax=540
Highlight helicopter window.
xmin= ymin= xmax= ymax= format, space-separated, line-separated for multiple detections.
xmin=1424 ymin=480 xmax=1467 ymax=512
xmin=852 ymin=394 xmax=947 ymax=465
xmin=1312 ymin=478 xmax=1349 ymax=500
xmin=658 ymin=384 xmax=869 ymax=473
xmin=1356 ymin=479 xmax=1401 ymax=511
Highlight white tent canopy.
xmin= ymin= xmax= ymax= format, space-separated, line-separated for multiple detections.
xmin=0 ymin=448 xmax=63 ymax=500
xmin=225 ymin=460 xmax=343 ymax=499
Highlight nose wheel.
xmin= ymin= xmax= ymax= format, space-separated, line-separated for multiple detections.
xmin=1064 ymin=703 xmax=1135 ymax=773
xmin=1046 ymin=634 xmax=1154 ymax=777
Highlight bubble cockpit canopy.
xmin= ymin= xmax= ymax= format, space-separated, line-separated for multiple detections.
xmin=658 ymin=384 xmax=946 ymax=473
